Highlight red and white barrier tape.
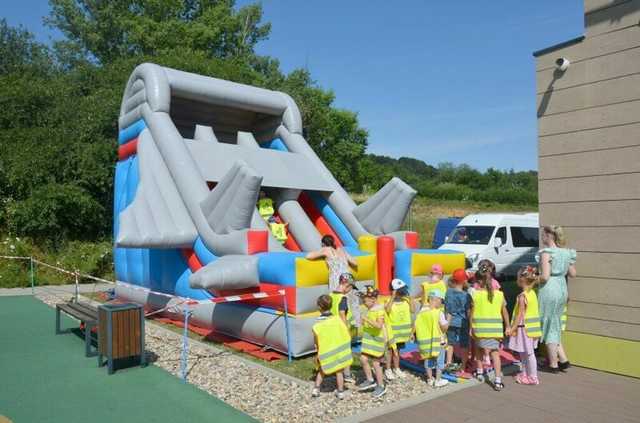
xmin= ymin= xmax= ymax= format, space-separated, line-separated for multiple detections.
xmin=31 ymin=259 xmax=78 ymax=276
xmin=0 ymin=255 xmax=31 ymax=260
xmin=185 ymin=289 xmax=285 ymax=306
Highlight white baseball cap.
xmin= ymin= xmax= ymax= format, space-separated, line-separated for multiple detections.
xmin=391 ymin=279 xmax=406 ymax=290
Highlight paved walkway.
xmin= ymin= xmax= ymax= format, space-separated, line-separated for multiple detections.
xmin=365 ymin=365 xmax=640 ymax=423
xmin=0 ymin=295 xmax=254 ymax=423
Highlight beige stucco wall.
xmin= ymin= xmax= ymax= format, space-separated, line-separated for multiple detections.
xmin=536 ymin=0 xmax=640 ymax=342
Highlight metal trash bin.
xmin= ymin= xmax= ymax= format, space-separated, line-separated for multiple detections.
xmin=97 ymin=303 xmax=146 ymax=374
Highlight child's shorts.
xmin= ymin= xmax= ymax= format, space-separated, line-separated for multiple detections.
xmin=424 ymin=347 xmax=446 ymax=370
xmin=477 ymin=338 xmax=500 ymax=350
xmin=447 ymin=326 xmax=469 ymax=347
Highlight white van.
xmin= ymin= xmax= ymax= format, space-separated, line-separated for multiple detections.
xmin=438 ymin=213 xmax=539 ymax=278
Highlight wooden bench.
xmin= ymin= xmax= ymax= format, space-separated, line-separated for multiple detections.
xmin=55 ymin=301 xmax=99 ymax=357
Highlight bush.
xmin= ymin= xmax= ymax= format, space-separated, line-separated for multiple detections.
xmin=9 ymin=183 xmax=105 ymax=244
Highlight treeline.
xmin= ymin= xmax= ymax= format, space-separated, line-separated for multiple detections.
xmin=0 ymin=1 xmax=536 ymax=246
xmin=356 ymin=155 xmax=538 ymax=205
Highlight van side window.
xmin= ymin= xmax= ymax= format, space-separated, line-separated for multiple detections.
xmin=495 ymin=227 xmax=506 ymax=244
xmin=511 ymin=227 xmax=539 ymax=247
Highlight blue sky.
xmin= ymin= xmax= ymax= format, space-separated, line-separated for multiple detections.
xmin=4 ymin=1 xmax=585 ymax=171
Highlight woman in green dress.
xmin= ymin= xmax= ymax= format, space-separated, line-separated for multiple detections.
xmin=538 ymin=225 xmax=577 ymax=372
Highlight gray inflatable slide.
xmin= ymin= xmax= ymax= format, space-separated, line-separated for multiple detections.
xmin=113 ymin=63 xmax=434 ymax=357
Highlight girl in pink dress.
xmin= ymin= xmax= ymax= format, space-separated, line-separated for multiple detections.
xmin=508 ymin=266 xmax=542 ymax=385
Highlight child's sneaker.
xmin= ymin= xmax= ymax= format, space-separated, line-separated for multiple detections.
xmin=335 ymin=389 xmax=346 ymax=400
xmin=344 ymin=374 xmax=356 ymax=384
xmin=357 ymin=379 xmax=376 ymax=391
xmin=372 ymin=384 xmax=386 ymax=398
xmin=514 ymin=373 xmax=529 ymax=384
xmin=434 ymin=378 xmax=449 ymax=388
xmin=393 ymin=368 xmax=406 ymax=378
xmin=474 ymin=371 xmax=485 ymax=383
xmin=426 ymin=378 xmax=435 ymax=387
xmin=526 ymin=376 xmax=540 ymax=385
xmin=311 ymin=387 xmax=320 ymax=398
xmin=384 ymin=368 xmax=396 ymax=381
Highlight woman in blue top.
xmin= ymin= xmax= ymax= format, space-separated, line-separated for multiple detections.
xmin=538 ymin=225 xmax=577 ymax=373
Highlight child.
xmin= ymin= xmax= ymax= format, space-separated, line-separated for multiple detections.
xmin=312 ymin=295 xmax=353 ymax=400
xmin=470 ymin=259 xmax=501 ymax=291
xmin=414 ymin=289 xmax=450 ymax=388
xmin=357 ymin=287 xmax=387 ymax=398
xmin=384 ymin=279 xmax=414 ymax=380
xmin=418 ymin=264 xmax=447 ymax=305
xmin=470 ymin=264 xmax=511 ymax=391
xmin=330 ymin=273 xmax=357 ymax=383
xmin=444 ymin=269 xmax=471 ymax=377
xmin=257 ymin=190 xmax=276 ymax=223
xmin=508 ymin=266 xmax=542 ymax=385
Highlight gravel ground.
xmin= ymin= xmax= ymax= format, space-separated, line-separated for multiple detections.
xmin=36 ymin=293 xmax=471 ymax=422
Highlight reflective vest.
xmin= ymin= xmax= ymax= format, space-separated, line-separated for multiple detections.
xmin=421 ymin=280 xmax=447 ymax=303
xmin=512 ymin=290 xmax=542 ymax=338
xmin=415 ymin=307 xmax=442 ymax=359
xmin=361 ymin=306 xmax=386 ymax=358
xmin=471 ymin=290 xmax=505 ymax=339
xmin=313 ymin=315 xmax=353 ymax=374
xmin=330 ymin=292 xmax=355 ymax=328
xmin=269 ymin=222 xmax=287 ymax=242
xmin=387 ymin=300 xmax=412 ymax=344
xmin=258 ymin=198 xmax=274 ymax=218
xmin=562 ymin=304 xmax=568 ymax=331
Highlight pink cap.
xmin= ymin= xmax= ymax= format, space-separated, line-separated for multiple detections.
xmin=431 ymin=264 xmax=443 ymax=274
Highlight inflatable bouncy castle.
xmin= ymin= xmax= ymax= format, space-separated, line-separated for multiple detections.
xmin=113 ymin=63 xmax=464 ymax=356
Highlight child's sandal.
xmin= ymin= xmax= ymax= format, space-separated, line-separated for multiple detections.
xmin=493 ymin=381 xmax=504 ymax=391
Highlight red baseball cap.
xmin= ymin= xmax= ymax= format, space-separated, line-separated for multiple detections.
xmin=452 ymin=268 xmax=469 ymax=284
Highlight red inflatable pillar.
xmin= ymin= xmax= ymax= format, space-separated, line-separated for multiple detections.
xmin=377 ymin=236 xmax=395 ymax=295
xmin=405 ymin=231 xmax=419 ymax=249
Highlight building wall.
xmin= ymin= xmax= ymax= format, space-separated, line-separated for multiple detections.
xmin=535 ymin=0 xmax=640 ymax=376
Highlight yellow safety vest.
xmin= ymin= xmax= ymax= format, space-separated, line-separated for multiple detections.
xmin=361 ymin=306 xmax=386 ymax=358
xmin=415 ymin=307 xmax=442 ymax=359
xmin=471 ymin=290 xmax=505 ymax=339
xmin=330 ymin=292 xmax=355 ymax=328
xmin=512 ymin=290 xmax=542 ymax=338
xmin=269 ymin=222 xmax=287 ymax=242
xmin=387 ymin=300 xmax=412 ymax=344
xmin=258 ymin=198 xmax=274 ymax=218
xmin=313 ymin=315 xmax=353 ymax=375
xmin=421 ymin=280 xmax=447 ymax=303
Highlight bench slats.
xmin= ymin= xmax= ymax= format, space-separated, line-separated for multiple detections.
xmin=58 ymin=303 xmax=98 ymax=324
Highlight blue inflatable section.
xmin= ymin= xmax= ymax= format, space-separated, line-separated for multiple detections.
xmin=193 ymin=236 xmax=218 ymax=265
xmin=309 ymin=192 xmax=358 ymax=247
xmin=259 ymin=138 xmax=288 ymax=152
xmin=113 ymin=159 xmax=131 ymax=281
xmin=118 ymin=119 xmax=147 ymax=144
xmin=257 ymin=252 xmax=304 ymax=286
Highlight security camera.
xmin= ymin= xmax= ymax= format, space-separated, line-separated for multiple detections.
xmin=555 ymin=57 xmax=570 ymax=72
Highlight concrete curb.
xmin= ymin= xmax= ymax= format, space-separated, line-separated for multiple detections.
xmin=336 ymin=380 xmax=478 ymax=422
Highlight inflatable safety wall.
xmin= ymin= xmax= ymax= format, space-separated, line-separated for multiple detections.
xmin=113 ymin=63 xmax=464 ymax=356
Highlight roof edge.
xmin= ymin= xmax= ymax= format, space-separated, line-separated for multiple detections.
xmin=533 ymin=35 xmax=585 ymax=58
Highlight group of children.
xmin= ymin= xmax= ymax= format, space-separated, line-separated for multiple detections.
xmin=312 ymin=260 xmax=543 ymax=399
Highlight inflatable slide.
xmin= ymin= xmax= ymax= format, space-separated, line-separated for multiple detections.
xmin=113 ymin=63 xmax=464 ymax=356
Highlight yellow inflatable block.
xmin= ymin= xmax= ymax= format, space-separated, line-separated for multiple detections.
xmin=294 ymin=254 xmax=376 ymax=287
xmin=358 ymin=235 xmax=377 ymax=255
xmin=411 ymin=252 xmax=465 ymax=277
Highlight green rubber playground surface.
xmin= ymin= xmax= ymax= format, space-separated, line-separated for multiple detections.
xmin=0 ymin=296 xmax=255 ymax=423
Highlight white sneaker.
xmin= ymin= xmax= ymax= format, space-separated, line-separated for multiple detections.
xmin=434 ymin=379 xmax=449 ymax=388
xmin=311 ymin=387 xmax=320 ymax=398
xmin=384 ymin=368 xmax=396 ymax=381
xmin=335 ymin=390 xmax=345 ymax=400
xmin=427 ymin=378 xmax=435 ymax=387
xmin=394 ymin=368 xmax=406 ymax=378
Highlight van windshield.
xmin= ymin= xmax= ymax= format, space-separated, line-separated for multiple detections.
xmin=447 ymin=226 xmax=495 ymax=245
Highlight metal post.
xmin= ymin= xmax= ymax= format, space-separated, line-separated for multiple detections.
xmin=180 ymin=303 xmax=190 ymax=382
xmin=282 ymin=292 xmax=293 ymax=363
xmin=74 ymin=270 xmax=79 ymax=303
xmin=29 ymin=257 xmax=35 ymax=295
